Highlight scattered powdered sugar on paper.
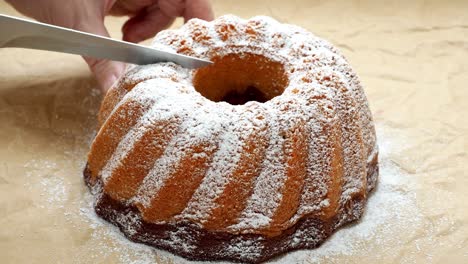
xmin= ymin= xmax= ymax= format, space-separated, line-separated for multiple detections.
xmin=76 ymin=194 xmax=162 ymax=264
xmin=73 ymin=123 xmax=423 ymax=264
xmin=39 ymin=176 xmax=68 ymax=206
xmin=23 ymin=159 xmax=69 ymax=209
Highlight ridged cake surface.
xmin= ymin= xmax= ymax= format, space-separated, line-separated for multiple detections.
xmin=85 ymin=15 xmax=379 ymax=263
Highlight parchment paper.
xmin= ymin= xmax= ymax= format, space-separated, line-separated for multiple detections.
xmin=0 ymin=1 xmax=466 ymax=263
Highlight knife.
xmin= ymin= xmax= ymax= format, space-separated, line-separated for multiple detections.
xmin=0 ymin=14 xmax=212 ymax=69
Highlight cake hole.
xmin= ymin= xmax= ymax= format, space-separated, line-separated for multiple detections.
xmin=193 ymin=53 xmax=289 ymax=105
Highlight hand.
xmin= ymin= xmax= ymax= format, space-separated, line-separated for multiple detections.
xmin=6 ymin=0 xmax=214 ymax=92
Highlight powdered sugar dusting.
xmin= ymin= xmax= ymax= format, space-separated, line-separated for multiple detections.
xmin=231 ymin=104 xmax=286 ymax=230
xmin=132 ymin=80 xmax=225 ymax=209
xmin=100 ymin=80 xmax=194 ymax=185
xmin=180 ymin=107 xmax=243 ymax=222
xmin=293 ymin=96 xmax=337 ymax=218
xmin=86 ymin=14 xmax=378 ymax=261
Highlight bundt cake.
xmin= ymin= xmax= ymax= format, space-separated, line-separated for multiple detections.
xmin=84 ymin=15 xmax=378 ymax=263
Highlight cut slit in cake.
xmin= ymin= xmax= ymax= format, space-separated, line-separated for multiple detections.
xmin=84 ymin=15 xmax=379 ymax=263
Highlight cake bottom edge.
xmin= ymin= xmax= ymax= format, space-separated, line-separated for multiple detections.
xmin=83 ymin=161 xmax=378 ymax=264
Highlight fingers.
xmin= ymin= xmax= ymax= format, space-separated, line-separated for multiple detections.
xmin=122 ymin=4 xmax=175 ymax=43
xmin=121 ymin=0 xmax=214 ymax=43
xmin=77 ymin=19 xmax=126 ymax=92
xmin=82 ymin=0 xmax=214 ymax=91
xmin=110 ymin=0 xmax=157 ymax=16
xmin=183 ymin=0 xmax=214 ymax=22
xmin=158 ymin=0 xmax=185 ymax=17
xmin=158 ymin=0 xmax=214 ymax=22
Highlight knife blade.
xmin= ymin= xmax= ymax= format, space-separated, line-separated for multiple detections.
xmin=0 ymin=14 xmax=212 ymax=69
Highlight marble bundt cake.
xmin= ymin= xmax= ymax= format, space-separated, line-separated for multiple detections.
xmin=84 ymin=15 xmax=379 ymax=263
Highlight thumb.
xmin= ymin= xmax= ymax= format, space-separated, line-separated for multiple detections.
xmin=78 ymin=19 xmax=126 ymax=92
xmin=83 ymin=57 xmax=126 ymax=92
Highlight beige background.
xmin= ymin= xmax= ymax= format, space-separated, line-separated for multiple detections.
xmin=0 ymin=0 xmax=467 ymax=263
